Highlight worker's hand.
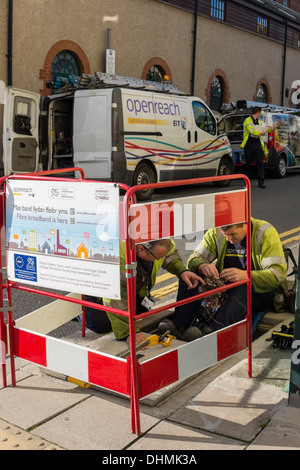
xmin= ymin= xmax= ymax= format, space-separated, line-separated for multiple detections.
xmin=197 ymin=263 xmax=219 ymax=278
xmin=219 ymin=268 xmax=248 ymax=283
xmin=180 ymin=270 xmax=205 ymax=289
xmin=260 ymin=130 xmax=266 ymax=135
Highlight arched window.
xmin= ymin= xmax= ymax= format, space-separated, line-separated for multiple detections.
xmin=210 ymin=76 xmax=224 ymax=111
xmin=146 ymin=65 xmax=166 ymax=82
xmin=51 ymin=50 xmax=81 ymax=83
xmin=256 ymin=84 xmax=268 ymax=103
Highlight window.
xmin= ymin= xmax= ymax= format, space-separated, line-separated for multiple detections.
xmin=210 ymin=76 xmax=224 ymax=111
xmin=51 ymin=50 xmax=81 ymax=83
xmin=192 ymin=101 xmax=216 ymax=135
xmin=211 ymin=0 xmax=225 ymax=21
xmin=257 ymin=16 xmax=268 ymax=36
xmin=146 ymin=65 xmax=165 ymax=82
xmin=256 ymin=84 xmax=268 ymax=103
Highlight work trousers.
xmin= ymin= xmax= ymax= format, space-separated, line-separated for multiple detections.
xmin=173 ymin=282 xmax=274 ymax=332
xmin=80 ymin=295 xmax=148 ymax=335
xmin=244 ymin=138 xmax=265 ymax=185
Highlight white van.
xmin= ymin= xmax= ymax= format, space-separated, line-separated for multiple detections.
xmin=217 ymin=100 xmax=300 ymax=178
xmin=3 ymin=73 xmax=233 ymax=199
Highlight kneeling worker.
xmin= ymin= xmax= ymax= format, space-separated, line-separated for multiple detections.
xmin=82 ymin=239 xmax=204 ymax=344
xmin=158 ymin=218 xmax=288 ymax=341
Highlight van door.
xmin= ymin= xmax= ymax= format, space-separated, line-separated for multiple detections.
xmin=191 ymin=100 xmax=221 ymax=175
xmin=154 ymin=94 xmax=195 ymax=181
xmin=73 ymin=89 xmax=112 ymax=180
xmin=3 ymin=87 xmax=40 ymax=175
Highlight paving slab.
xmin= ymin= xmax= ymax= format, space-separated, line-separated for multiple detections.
xmin=33 ymin=395 xmax=159 ymax=450
xmin=168 ymin=360 xmax=288 ymax=442
xmin=0 ymin=374 xmax=90 ymax=430
xmin=248 ymin=407 xmax=300 ymax=450
xmin=128 ymin=420 xmax=245 ymax=450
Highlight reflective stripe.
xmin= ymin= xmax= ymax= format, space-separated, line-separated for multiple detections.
xmin=260 ymin=256 xmax=286 ymax=269
xmin=194 ymin=245 xmax=216 ymax=263
xmin=256 ymin=223 xmax=272 ymax=255
xmin=269 ymin=267 xmax=286 ymax=284
xmin=163 ymin=251 xmax=181 ymax=267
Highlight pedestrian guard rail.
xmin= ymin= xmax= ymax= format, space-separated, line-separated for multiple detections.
xmin=0 ymin=168 xmax=252 ymax=436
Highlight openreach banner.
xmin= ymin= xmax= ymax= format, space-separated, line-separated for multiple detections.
xmin=5 ymin=180 xmax=121 ymax=300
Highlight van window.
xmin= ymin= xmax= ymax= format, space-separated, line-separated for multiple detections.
xmin=192 ymin=101 xmax=216 ymax=135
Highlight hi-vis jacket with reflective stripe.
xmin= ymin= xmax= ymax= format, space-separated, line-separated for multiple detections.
xmin=240 ymin=116 xmax=268 ymax=156
xmin=103 ymin=240 xmax=188 ymax=340
xmin=188 ymin=218 xmax=288 ymax=311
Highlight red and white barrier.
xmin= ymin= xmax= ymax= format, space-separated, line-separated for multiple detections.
xmin=0 ymin=171 xmax=252 ymax=437
xmin=13 ymin=327 xmax=129 ymax=395
xmin=127 ymin=189 xmax=247 ymax=242
xmin=139 ymin=321 xmax=248 ymax=398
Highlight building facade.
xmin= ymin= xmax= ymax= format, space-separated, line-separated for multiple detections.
xmin=1 ymin=0 xmax=300 ymax=156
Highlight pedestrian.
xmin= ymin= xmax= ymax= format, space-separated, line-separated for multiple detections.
xmin=80 ymin=239 xmax=204 ymax=344
xmin=158 ymin=219 xmax=288 ymax=341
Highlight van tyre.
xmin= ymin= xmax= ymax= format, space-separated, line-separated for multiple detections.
xmin=274 ymin=155 xmax=287 ymax=178
xmin=133 ymin=163 xmax=156 ymax=200
xmin=214 ymin=157 xmax=233 ymax=187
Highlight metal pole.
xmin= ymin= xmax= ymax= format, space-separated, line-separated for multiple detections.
xmin=7 ymin=0 xmax=13 ymax=86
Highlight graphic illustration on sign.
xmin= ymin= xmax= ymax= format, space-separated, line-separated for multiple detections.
xmin=5 ymin=180 xmax=121 ymax=299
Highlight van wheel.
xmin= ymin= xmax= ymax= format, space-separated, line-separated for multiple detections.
xmin=214 ymin=158 xmax=233 ymax=187
xmin=274 ymin=155 xmax=287 ymax=178
xmin=133 ymin=163 xmax=156 ymax=200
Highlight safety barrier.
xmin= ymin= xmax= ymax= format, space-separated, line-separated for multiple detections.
xmin=0 ymin=169 xmax=252 ymax=436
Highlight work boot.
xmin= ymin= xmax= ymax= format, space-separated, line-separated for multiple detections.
xmin=201 ymin=325 xmax=214 ymax=335
xmin=157 ymin=318 xmax=185 ymax=340
xmin=182 ymin=326 xmax=203 ymax=342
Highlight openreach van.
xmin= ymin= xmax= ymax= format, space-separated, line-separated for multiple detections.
xmin=2 ymin=73 xmax=233 ymax=199
xmin=217 ymin=100 xmax=300 ymax=178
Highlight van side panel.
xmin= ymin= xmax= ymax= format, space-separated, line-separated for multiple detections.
xmin=121 ymin=88 xmax=158 ymax=178
xmin=154 ymin=95 xmax=196 ymax=181
xmin=73 ymin=89 xmax=112 ymax=179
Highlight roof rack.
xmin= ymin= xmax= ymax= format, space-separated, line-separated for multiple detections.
xmin=50 ymin=72 xmax=185 ymax=95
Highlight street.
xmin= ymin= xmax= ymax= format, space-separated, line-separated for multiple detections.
xmin=5 ymin=170 xmax=300 ymax=334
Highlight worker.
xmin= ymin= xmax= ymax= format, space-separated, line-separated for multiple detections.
xmin=81 ymin=239 xmax=204 ymax=344
xmin=158 ymin=219 xmax=288 ymax=341
xmin=241 ymin=106 xmax=281 ymax=188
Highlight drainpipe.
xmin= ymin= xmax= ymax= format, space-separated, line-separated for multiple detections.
xmin=7 ymin=0 xmax=13 ymax=86
xmin=281 ymin=19 xmax=288 ymax=107
xmin=191 ymin=0 xmax=198 ymax=96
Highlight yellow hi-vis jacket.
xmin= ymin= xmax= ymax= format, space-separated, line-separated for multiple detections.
xmin=240 ymin=115 xmax=268 ymax=157
xmin=187 ymin=218 xmax=288 ymax=312
xmin=103 ymin=240 xmax=189 ymax=340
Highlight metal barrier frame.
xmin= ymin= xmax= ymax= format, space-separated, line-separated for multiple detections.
xmin=0 ymin=169 xmax=252 ymax=436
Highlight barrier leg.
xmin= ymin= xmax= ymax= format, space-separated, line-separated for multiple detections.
xmin=0 ymin=311 xmax=7 ymax=388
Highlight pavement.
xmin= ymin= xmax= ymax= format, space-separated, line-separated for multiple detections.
xmin=0 ymin=308 xmax=300 ymax=452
